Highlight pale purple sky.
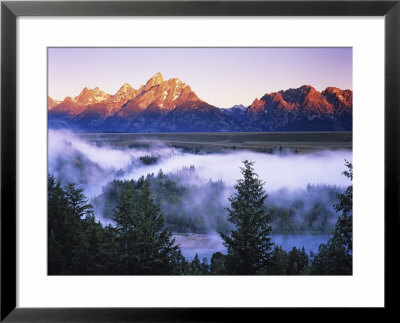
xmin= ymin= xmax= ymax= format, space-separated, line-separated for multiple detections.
xmin=48 ymin=47 xmax=352 ymax=108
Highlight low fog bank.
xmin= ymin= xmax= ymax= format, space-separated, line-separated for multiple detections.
xmin=48 ymin=130 xmax=352 ymax=233
xmin=134 ymin=149 xmax=352 ymax=190
xmin=49 ymin=130 xmax=351 ymax=193
xmin=48 ymin=129 xmax=181 ymax=197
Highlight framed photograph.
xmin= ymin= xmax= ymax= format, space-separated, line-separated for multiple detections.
xmin=1 ymin=0 xmax=399 ymax=321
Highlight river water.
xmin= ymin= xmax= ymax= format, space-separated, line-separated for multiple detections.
xmin=173 ymin=233 xmax=331 ymax=262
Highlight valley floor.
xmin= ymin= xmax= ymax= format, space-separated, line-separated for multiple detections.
xmin=77 ymin=131 xmax=352 ymax=153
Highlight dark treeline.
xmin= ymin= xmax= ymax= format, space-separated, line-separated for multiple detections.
xmin=48 ymin=175 xmax=186 ymax=275
xmin=92 ymin=167 xmax=343 ymax=235
xmin=48 ymin=160 xmax=352 ymax=275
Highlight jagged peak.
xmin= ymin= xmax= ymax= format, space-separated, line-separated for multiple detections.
xmin=116 ymin=82 xmax=134 ymax=94
xmin=152 ymin=72 xmax=163 ymax=80
xmin=72 ymin=86 xmax=110 ymax=106
xmin=143 ymin=72 xmax=164 ymax=91
xmin=324 ymin=86 xmax=340 ymax=92
xmin=64 ymin=96 xmax=74 ymax=102
xmin=323 ymin=86 xmax=353 ymax=94
xmin=78 ymin=86 xmax=105 ymax=95
xmin=249 ymin=98 xmax=265 ymax=109
xmin=163 ymin=77 xmax=189 ymax=91
xmin=121 ymin=82 xmax=132 ymax=88
xmin=298 ymin=85 xmax=317 ymax=94
xmin=48 ymin=96 xmax=61 ymax=109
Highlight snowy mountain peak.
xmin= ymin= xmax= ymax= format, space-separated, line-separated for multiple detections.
xmin=74 ymin=86 xmax=110 ymax=106
xmin=117 ymin=83 xmax=134 ymax=94
xmin=144 ymin=72 xmax=164 ymax=91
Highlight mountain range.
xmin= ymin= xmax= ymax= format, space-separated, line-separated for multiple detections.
xmin=48 ymin=73 xmax=352 ymax=132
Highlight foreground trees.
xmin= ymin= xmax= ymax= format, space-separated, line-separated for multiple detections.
xmin=112 ymin=180 xmax=182 ymax=274
xmin=311 ymin=161 xmax=353 ymax=275
xmin=220 ymin=160 xmax=273 ymax=275
xmin=48 ymin=175 xmax=184 ymax=275
xmin=48 ymin=159 xmax=352 ymax=276
xmin=48 ymin=175 xmax=104 ymax=274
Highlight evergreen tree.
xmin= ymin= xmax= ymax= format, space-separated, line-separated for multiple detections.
xmin=48 ymin=175 xmax=80 ymax=274
xmin=168 ymin=249 xmax=188 ymax=275
xmin=269 ymin=246 xmax=289 ymax=275
xmin=311 ymin=161 xmax=353 ymax=275
xmin=48 ymin=175 xmax=108 ymax=275
xmin=64 ymin=183 xmax=95 ymax=220
xmin=210 ymin=252 xmax=226 ymax=275
xmin=287 ymin=246 xmax=309 ymax=275
xmin=111 ymin=180 xmax=181 ymax=274
xmin=48 ymin=227 xmax=65 ymax=274
xmin=189 ymin=254 xmax=202 ymax=275
xmin=81 ymin=214 xmax=107 ymax=274
xmin=64 ymin=183 xmax=96 ymax=274
xmin=101 ymin=224 xmax=120 ymax=274
xmin=48 ymin=175 xmax=68 ymax=274
xmin=333 ymin=160 xmax=353 ymax=257
xmin=111 ymin=181 xmax=139 ymax=274
xmin=132 ymin=181 xmax=181 ymax=274
xmin=185 ymin=254 xmax=210 ymax=275
xmin=220 ymin=160 xmax=273 ymax=275
xmin=200 ymin=257 xmax=210 ymax=275
xmin=299 ymin=247 xmax=310 ymax=274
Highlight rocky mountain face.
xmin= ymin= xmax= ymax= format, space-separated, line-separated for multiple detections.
xmin=48 ymin=97 xmax=61 ymax=110
xmin=243 ymin=85 xmax=352 ymax=131
xmin=48 ymin=73 xmax=352 ymax=132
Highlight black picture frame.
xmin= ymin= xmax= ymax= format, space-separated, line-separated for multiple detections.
xmin=1 ymin=0 xmax=399 ymax=321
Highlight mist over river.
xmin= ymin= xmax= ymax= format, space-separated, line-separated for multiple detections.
xmin=48 ymin=130 xmax=352 ymax=198
xmin=48 ymin=130 xmax=351 ymax=262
